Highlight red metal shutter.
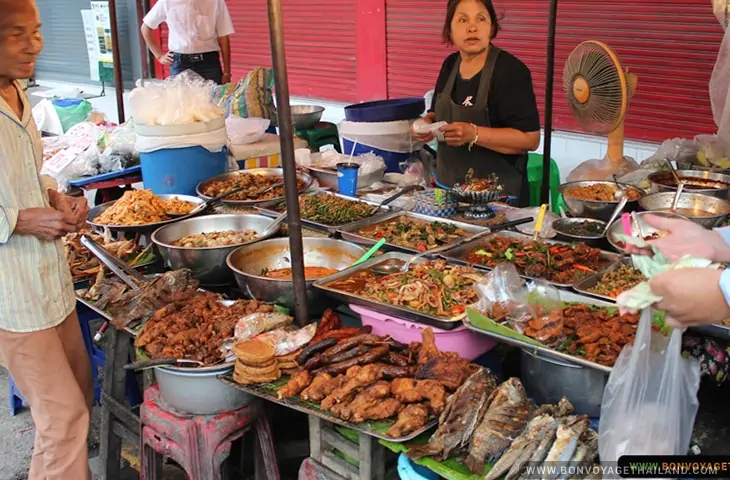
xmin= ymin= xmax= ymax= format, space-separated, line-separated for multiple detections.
xmin=385 ymin=0 xmax=724 ymax=143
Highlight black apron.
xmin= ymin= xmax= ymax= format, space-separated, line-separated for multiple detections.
xmin=435 ymin=46 xmax=530 ymax=207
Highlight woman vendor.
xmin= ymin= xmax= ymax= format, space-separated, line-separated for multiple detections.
xmin=412 ymin=0 xmax=541 ymax=206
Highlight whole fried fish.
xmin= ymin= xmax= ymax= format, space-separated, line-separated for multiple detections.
xmin=464 ymin=377 xmax=531 ymax=474
xmin=485 ymin=414 xmax=558 ymax=480
xmin=543 ymin=415 xmax=590 ymax=480
xmin=408 ymin=368 xmax=498 ymax=461
xmin=568 ymin=429 xmax=599 ymax=478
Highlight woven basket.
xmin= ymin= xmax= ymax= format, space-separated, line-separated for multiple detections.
xmin=413 ymin=190 xmax=458 ymax=218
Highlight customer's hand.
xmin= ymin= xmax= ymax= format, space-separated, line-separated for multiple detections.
xmin=48 ymin=190 xmax=89 ymax=231
xmin=157 ymin=52 xmax=173 ymax=65
xmin=625 ymin=214 xmax=730 ymax=263
xmin=441 ymin=122 xmax=476 ymax=147
xmin=411 ymin=118 xmax=435 ymax=143
xmin=15 ymin=208 xmax=77 ymax=241
xmin=650 ymin=268 xmax=730 ymax=327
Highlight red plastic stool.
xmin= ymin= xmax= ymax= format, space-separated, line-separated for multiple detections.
xmin=140 ymin=384 xmax=280 ymax=480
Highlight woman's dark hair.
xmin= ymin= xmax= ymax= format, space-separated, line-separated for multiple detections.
xmin=442 ymin=0 xmax=501 ymax=44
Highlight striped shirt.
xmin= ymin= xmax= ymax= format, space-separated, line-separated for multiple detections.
xmin=0 ymin=82 xmax=75 ymax=332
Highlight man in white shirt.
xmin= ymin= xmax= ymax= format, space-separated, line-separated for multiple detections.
xmin=141 ymin=0 xmax=235 ymax=84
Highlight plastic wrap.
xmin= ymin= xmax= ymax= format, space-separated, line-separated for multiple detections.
xmin=616 ymin=138 xmax=697 ymax=189
xmin=566 ymin=153 xmax=639 ymax=183
xmin=234 ymin=312 xmax=293 ymax=341
xmin=130 ymin=71 xmax=225 ymax=126
xmin=599 ymin=309 xmax=701 ymax=461
xmin=226 ymin=116 xmax=270 ymax=145
xmin=255 ymin=324 xmax=317 ymax=356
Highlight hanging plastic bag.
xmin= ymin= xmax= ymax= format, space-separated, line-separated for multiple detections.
xmin=599 ymin=309 xmax=701 ymax=461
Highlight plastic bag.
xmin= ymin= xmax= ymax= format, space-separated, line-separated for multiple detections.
xmin=616 ymin=137 xmax=697 ymax=190
xmin=711 ymin=1 xmax=730 ymax=147
xmin=340 ymin=120 xmax=418 ymax=154
xmin=307 ymin=151 xmax=387 ymax=177
xmin=99 ymin=122 xmax=138 ymax=173
xmin=599 ymin=308 xmax=700 ymax=461
xmin=234 ymin=312 xmax=293 ymax=341
xmin=566 ymin=153 xmax=639 ymax=183
xmin=53 ymin=98 xmax=93 ymax=133
xmin=32 ymin=98 xmax=63 ymax=135
xmin=521 ymin=281 xmax=565 ymax=347
xmin=255 ymin=324 xmax=317 ymax=356
xmin=130 ymin=71 xmax=224 ymax=126
xmin=226 ymin=116 xmax=270 ymax=145
xmin=473 ymin=263 xmax=527 ymax=325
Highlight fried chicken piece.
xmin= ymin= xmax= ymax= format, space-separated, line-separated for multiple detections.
xmin=301 ymin=373 xmax=334 ymax=402
xmin=352 ymin=398 xmax=402 ymax=423
xmin=386 ymin=403 xmax=430 ymax=438
xmin=418 ymin=328 xmax=440 ymax=365
xmin=339 ymin=381 xmax=391 ymax=421
xmin=391 ymin=378 xmax=447 ymax=415
xmin=277 ymin=370 xmax=312 ymax=399
xmin=328 ymin=364 xmax=384 ymax=403
xmin=326 ymin=390 xmax=358 ymax=415
xmin=416 ymin=356 xmax=471 ymax=391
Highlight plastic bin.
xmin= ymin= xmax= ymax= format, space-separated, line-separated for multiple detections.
xmin=340 ymin=120 xmax=416 ymax=173
xmin=140 ymin=146 xmax=227 ymax=195
xmin=397 ymin=454 xmax=439 ymax=480
xmin=527 ymin=153 xmax=565 ymax=214
xmin=349 ymin=304 xmax=496 ymax=361
xmin=345 ymin=98 xmax=425 ymax=123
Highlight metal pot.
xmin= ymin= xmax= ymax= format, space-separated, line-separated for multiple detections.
xmin=520 ymin=349 xmax=608 ymax=417
xmin=648 ymin=169 xmax=730 ymax=200
xmin=227 ymin=237 xmax=366 ymax=315
xmin=638 ymin=191 xmax=730 ymax=228
xmin=271 ymin=105 xmax=325 ymax=130
xmin=558 ymin=181 xmax=643 ymax=221
xmin=605 ymin=210 xmax=688 ymax=251
xmin=154 ymin=364 xmax=253 ymax=415
xmin=151 ymin=214 xmax=279 ymax=287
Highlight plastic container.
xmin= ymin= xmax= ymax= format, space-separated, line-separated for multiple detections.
xmin=397 ymin=454 xmax=439 ymax=480
xmin=141 ymin=146 xmax=227 ymax=195
xmin=340 ymin=120 xmax=416 ymax=173
xmin=336 ymin=162 xmax=360 ymax=197
xmin=345 ymin=98 xmax=426 ymax=123
xmin=349 ymin=304 xmax=496 ymax=361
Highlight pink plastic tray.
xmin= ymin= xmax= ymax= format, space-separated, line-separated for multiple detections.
xmin=349 ymin=304 xmax=496 ymax=361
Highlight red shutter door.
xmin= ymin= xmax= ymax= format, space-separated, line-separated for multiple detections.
xmin=385 ymin=0 xmax=723 ymax=143
xmin=152 ymin=0 xmax=357 ymax=102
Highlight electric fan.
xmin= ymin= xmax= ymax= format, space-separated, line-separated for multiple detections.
xmin=563 ymin=41 xmax=639 ymax=181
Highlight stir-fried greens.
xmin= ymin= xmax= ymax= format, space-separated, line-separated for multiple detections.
xmin=465 ymin=236 xmax=610 ymax=284
xmin=586 ymin=263 xmax=647 ymax=298
xmin=357 ymin=217 xmax=469 ymax=252
xmin=362 ymin=260 xmax=482 ymax=318
xmin=293 ymin=194 xmax=376 ymax=225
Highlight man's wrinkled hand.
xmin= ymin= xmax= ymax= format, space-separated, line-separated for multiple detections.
xmin=48 ymin=190 xmax=89 ymax=231
xmin=15 ymin=208 xmax=77 ymax=241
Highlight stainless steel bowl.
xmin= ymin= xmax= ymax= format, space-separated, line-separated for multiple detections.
xmin=638 ymin=191 xmax=730 ymax=228
xmin=559 ymin=181 xmax=644 ymax=221
xmin=227 ymin=237 xmax=365 ymax=315
xmin=648 ymin=169 xmax=730 ymax=200
xmin=272 ymin=105 xmax=325 ymax=130
xmin=151 ymin=214 xmax=280 ymax=286
xmin=552 ymin=217 xmax=607 ymax=246
xmin=196 ymin=167 xmax=313 ymax=207
xmin=155 ymin=364 xmax=254 ymax=415
xmin=87 ymin=194 xmax=205 ymax=233
xmin=605 ymin=210 xmax=689 ymax=251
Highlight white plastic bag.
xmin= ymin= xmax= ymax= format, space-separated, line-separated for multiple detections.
xmin=226 ymin=116 xmax=270 ymax=145
xmin=598 ymin=309 xmax=700 ymax=461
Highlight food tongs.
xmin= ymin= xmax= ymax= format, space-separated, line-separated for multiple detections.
xmin=80 ymin=234 xmax=149 ymax=289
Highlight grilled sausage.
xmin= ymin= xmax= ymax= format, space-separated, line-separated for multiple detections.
xmin=314 ymin=344 xmax=389 ymax=375
xmin=296 ymin=338 xmax=337 ymax=366
xmin=321 ymin=344 xmax=371 ymax=365
xmin=384 ymin=351 xmax=410 ymax=367
xmin=321 ymin=333 xmax=381 ymax=357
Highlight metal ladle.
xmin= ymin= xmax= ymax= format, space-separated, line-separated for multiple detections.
xmin=664 ymin=158 xmax=683 ymax=185
xmin=601 ymin=194 xmax=629 ymax=236
xmin=369 ymin=217 xmax=534 ymax=275
xmin=670 ymin=181 xmax=686 ymax=212
xmin=369 ymin=185 xmax=419 ymax=215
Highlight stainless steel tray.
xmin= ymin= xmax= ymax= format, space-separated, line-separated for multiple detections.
xmin=571 ymin=257 xmax=638 ymax=303
xmin=335 ymin=211 xmax=488 ymax=255
xmin=196 ymin=167 xmax=313 ymax=207
xmin=463 ymin=290 xmax=621 ymax=374
xmin=691 ymin=324 xmax=730 ymax=340
xmin=439 ymin=230 xmax=622 ymax=288
xmin=256 ymin=190 xmax=395 ymax=233
xmin=314 ymin=252 xmax=481 ymax=330
xmin=87 ymin=194 xmax=205 ymax=233
xmin=219 ymin=375 xmax=437 ymax=443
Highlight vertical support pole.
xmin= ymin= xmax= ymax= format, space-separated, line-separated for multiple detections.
xmin=108 ymin=0 xmax=126 ymax=123
xmin=541 ymin=0 xmax=559 ymax=205
xmin=266 ymin=0 xmax=309 ymax=325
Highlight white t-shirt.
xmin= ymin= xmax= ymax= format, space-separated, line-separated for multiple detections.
xmin=143 ymin=0 xmax=235 ymax=54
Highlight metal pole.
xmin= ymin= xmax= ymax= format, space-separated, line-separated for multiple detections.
xmin=135 ymin=0 xmax=152 ymax=79
xmin=541 ymin=0 xmax=558 ymax=205
xmin=266 ymin=0 xmax=309 ymax=325
xmin=108 ymin=0 xmax=126 ymax=123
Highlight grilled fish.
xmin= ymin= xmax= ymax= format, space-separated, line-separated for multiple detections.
xmin=464 ymin=378 xmax=531 ymax=474
xmin=543 ymin=415 xmax=590 ymax=479
xmin=485 ymin=414 xmax=557 ymax=480
xmin=567 ymin=430 xmax=599 ymax=479
xmin=408 ymin=368 xmax=497 ymax=461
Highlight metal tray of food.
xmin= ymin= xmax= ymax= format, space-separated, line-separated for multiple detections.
xmin=75 ymin=295 xmax=141 ymax=338
xmin=463 ymin=290 xmax=622 ymax=374
xmin=439 ymin=230 xmax=622 ymax=288
xmin=335 ymin=211 xmax=488 ymax=255
xmin=256 ymin=190 xmax=395 ymax=233
xmin=218 ymin=375 xmax=437 ymax=443
xmin=571 ymin=257 xmax=639 ymax=303
xmin=87 ymin=194 xmax=205 ymax=233
xmin=314 ymin=252 xmax=483 ymax=330
xmin=196 ymin=167 xmax=313 ymax=207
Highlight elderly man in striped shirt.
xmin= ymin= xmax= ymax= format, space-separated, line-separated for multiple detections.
xmin=0 ymin=1 xmax=94 ymax=478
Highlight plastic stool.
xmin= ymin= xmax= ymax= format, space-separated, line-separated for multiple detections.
xmin=140 ymin=384 xmax=280 ymax=480
xmin=296 ymin=122 xmax=341 ymax=153
xmin=527 ymin=153 xmax=564 ymax=214
xmin=8 ymin=375 xmax=24 ymax=416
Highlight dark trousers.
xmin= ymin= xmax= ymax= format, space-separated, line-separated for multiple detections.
xmin=170 ymin=51 xmax=223 ymax=84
